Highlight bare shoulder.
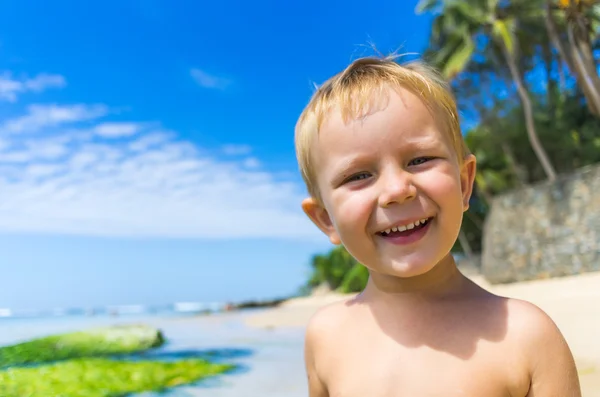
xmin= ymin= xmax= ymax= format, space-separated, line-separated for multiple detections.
xmin=504 ymin=298 xmax=582 ymax=396
xmin=304 ymin=297 xmax=358 ymax=397
xmin=504 ymin=298 xmax=570 ymax=351
xmin=305 ymin=296 xmax=357 ymax=346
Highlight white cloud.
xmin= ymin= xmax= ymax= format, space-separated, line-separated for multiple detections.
xmin=69 ymin=151 xmax=98 ymax=169
xmin=0 ymin=151 xmax=33 ymax=163
xmin=190 ymin=68 xmax=232 ymax=90
xmin=0 ymin=103 xmax=318 ymax=241
xmin=0 ymin=136 xmax=71 ymax=163
xmin=25 ymin=163 xmax=64 ymax=178
xmin=94 ymin=122 xmax=144 ymax=138
xmin=0 ymin=77 xmax=21 ymax=102
xmin=0 ymin=72 xmax=66 ymax=102
xmin=222 ymin=144 xmax=252 ymax=155
xmin=243 ymin=157 xmax=261 ymax=169
xmin=0 ymin=104 xmax=108 ymax=134
xmin=128 ymin=132 xmax=172 ymax=152
xmin=24 ymin=139 xmax=69 ymax=160
xmin=25 ymin=73 xmax=66 ymax=92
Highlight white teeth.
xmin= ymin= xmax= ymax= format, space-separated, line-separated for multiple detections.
xmin=380 ymin=217 xmax=431 ymax=235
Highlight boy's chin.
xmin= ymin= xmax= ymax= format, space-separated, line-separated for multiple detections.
xmin=381 ymin=258 xmax=440 ymax=279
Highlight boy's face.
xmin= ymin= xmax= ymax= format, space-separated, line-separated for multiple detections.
xmin=302 ymin=86 xmax=476 ymax=279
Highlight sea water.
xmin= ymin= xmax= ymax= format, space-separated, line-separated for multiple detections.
xmin=0 ymin=311 xmax=308 ymax=397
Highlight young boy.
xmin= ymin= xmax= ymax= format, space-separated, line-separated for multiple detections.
xmin=294 ymin=55 xmax=581 ymax=396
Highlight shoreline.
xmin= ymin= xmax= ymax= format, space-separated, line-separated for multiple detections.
xmin=5 ymin=272 xmax=598 ymax=397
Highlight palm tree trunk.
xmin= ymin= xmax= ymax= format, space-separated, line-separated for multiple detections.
xmin=569 ymin=20 xmax=600 ymax=106
xmin=500 ymin=42 xmax=557 ymax=182
xmin=568 ymin=24 xmax=600 ymax=110
xmin=544 ymin=0 xmax=600 ymax=116
xmin=545 ymin=1 xmax=575 ymax=70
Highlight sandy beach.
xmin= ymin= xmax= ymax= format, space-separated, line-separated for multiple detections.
xmin=246 ymin=271 xmax=600 ymax=396
xmin=4 ymin=271 xmax=597 ymax=396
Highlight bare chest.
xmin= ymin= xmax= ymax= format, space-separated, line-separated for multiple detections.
xmin=323 ymin=340 xmax=526 ymax=397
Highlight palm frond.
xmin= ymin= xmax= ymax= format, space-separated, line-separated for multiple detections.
xmin=492 ymin=19 xmax=516 ymax=54
xmin=443 ymin=34 xmax=476 ymax=78
xmin=416 ymin=0 xmax=443 ymax=14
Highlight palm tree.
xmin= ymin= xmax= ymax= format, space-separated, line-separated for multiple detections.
xmin=558 ymin=0 xmax=600 ymax=112
xmin=545 ymin=0 xmax=600 ymax=116
xmin=417 ymin=0 xmax=558 ymax=181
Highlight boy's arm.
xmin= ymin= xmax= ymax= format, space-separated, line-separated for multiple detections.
xmin=521 ymin=302 xmax=581 ymax=397
xmin=304 ymin=313 xmax=329 ymax=397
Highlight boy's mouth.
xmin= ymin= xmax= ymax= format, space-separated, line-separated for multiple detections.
xmin=376 ymin=217 xmax=433 ymax=237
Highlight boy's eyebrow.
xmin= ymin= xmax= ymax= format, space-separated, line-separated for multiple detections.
xmin=328 ymin=155 xmax=370 ymax=184
xmin=402 ymin=133 xmax=446 ymax=149
xmin=397 ymin=137 xmax=453 ymax=157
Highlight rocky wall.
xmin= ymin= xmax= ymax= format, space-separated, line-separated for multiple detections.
xmin=482 ymin=164 xmax=600 ymax=283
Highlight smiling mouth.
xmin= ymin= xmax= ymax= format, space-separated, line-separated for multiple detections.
xmin=377 ymin=217 xmax=433 ymax=237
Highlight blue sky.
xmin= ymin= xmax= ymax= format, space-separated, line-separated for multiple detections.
xmin=0 ymin=0 xmax=434 ymax=312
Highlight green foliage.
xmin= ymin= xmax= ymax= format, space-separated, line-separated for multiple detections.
xmin=306 ymin=245 xmax=368 ymax=293
xmin=0 ymin=325 xmax=164 ymax=369
xmin=468 ymin=89 xmax=600 ymax=188
xmin=338 ymin=262 xmax=370 ymax=293
xmin=0 ymin=357 xmax=233 ymax=397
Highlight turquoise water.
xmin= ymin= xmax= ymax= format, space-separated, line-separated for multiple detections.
xmin=0 ymin=311 xmax=308 ymax=397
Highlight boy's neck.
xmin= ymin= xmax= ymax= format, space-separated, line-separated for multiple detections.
xmin=360 ymin=254 xmax=472 ymax=302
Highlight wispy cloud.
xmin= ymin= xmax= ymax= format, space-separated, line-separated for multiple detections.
xmin=242 ymin=157 xmax=261 ymax=169
xmin=93 ymin=122 xmax=145 ymax=138
xmin=0 ymin=73 xmax=317 ymax=241
xmin=0 ymin=104 xmax=108 ymax=134
xmin=190 ymin=68 xmax=232 ymax=90
xmin=221 ymin=144 xmax=252 ymax=156
xmin=0 ymin=72 xmax=66 ymax=102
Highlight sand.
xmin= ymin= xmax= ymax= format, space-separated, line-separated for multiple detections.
xmin=246 ymin=271 xmax=600 ymax=396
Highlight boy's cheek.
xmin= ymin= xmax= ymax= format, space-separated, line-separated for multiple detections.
xmin=334 ymin=196 xmax=370 ymax=219
xmin=422 ymin=175 xmax=464 ymax=201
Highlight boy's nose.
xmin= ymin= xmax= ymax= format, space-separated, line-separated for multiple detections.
xmin=377 ymin=169 xmax=417 ymax=208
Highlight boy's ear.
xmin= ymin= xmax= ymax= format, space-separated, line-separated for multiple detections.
xmin=460 ymin=154 xmax=477 ymax=212
xmin=301 ymin=197 xmax=341 ymax=245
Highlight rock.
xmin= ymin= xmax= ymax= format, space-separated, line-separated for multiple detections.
xmin=482 ymin=164 xmax=600 ymax=283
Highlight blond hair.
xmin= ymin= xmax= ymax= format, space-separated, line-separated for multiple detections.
xmin=294 ymin=55 xmax=470 ymax=202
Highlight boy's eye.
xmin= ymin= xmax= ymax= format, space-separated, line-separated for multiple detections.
xmin=408 ymin=157 xmax=433 ymax=166
xmin=345 ymin=172 xmax=370 ymax=183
